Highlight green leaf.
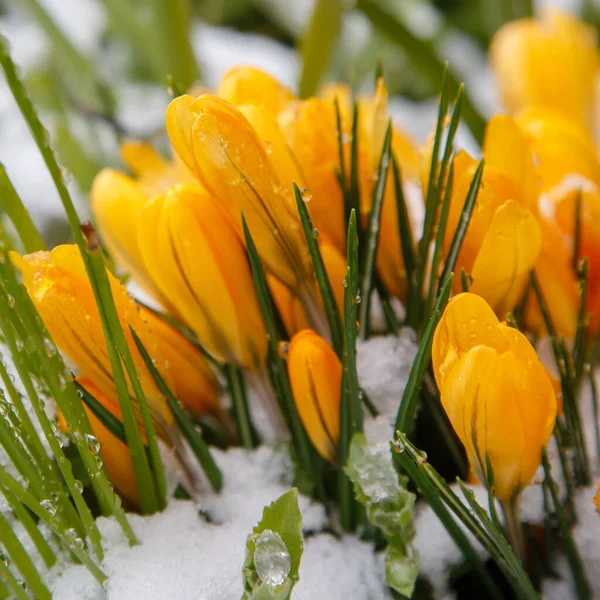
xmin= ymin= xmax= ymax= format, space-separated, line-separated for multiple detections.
xmin=294 ymin=182 xmax=344 ymax=357
xmin=243 ymin=489 xmax=304 ymax=600
xmin=131 ymin=328 xmax=223 ymax=492
xmin=358 ymin=121 xmax=392 ymax=339
xmin=345 ymin=433 xmax=419 ymax=596
xmin=299 ymin=0 xmax=344 ymax=98
xmin=223 ymin=363 xmax=260 ymax=450
xmin=395 ymin=275 xmax=453 ymax=434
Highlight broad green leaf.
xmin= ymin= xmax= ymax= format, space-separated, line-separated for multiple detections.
xmin=243 ymin=489 xmax=304 ymax=600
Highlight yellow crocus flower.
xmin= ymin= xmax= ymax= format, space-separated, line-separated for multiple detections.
xmin=490 ymin=10 xmax=600 ymax=129
xmin=136 ymin=185 xmax=267 ymax=370
xmin=165 ymin=94 xmax=313 ymax=292
xmin=444 ymin=151 xmax=542 ymax=318
xmin=10 ymin=245 xmax=174 ymax=436
xmin=432 ymin=293 xmax=557 ymax=503
xmin=287 ymin=329 xmax=341 ymax=462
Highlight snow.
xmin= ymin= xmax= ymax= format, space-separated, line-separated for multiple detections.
xmin=49 ymin=446 xmax=392 ymax=600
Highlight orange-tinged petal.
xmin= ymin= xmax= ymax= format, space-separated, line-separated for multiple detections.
xmin=139 ymin=307 xmax=221 ymax=416
xmin=470 ymin=199 xmax=542 ymax=317
xmin=10 ymin=245 xmax=174 ymax=435
xmin=287 ymin=330 xmax=341 ymax=462
xmin=77 ymin=377 xmax=141 ymax=506
xmin=594 ymin=485 xmax=600 ymax=513
xmin=530 ymin=218 xmax=578 ymax=337
xmin=217 ymin=66 xmax=295 ymax=113
xmin=166 ymin=94 xmax=312 ymax=288
xmin=278 ymin=98 xmax=346 ymax=252
xmin=268 ymin=275 xmax=311 ymax=336
xmin=483 ymin=115 xmax=539 ymax=210
xmin=490 ymin=10 xmax=599 ymax=128
xmin=137 ymin=186 xmax=267 ymax=369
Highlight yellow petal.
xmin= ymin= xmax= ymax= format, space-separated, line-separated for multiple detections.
xmin=441 ymin=345 xmax=526 ymax=501
xmin=470 ymin=199 xmax=542 ymax=317
xmin=136 ymin=186 xmax=267 ymax=369
xmin=120 ymin=141 xmax=168 ymax=177
xmin=516 ymin=107 xmax=600 ymax=191
xmin=483 ymin=114 xmax=539 ymax=210
xmin=490 ymin=10 xmax=599 ymax=128
xmin=239 ymin=104 xmax=305 ymax=200
xmin=217 ymin=66 xmax=295 ymax=113
xmin=432 ymin=293 xmax=508 ymax=390
xmin=10 ymin=245 xmax=174 ymax=435
xmin=287 ymin=330 xmax=341 ymax=461
xmin=139 ymin=307 xmax=221 ymax=416
xmin=278 ymin=98 xmax=346 ymax=252
xmin=167 ymin=93 xmax=312 ymax=288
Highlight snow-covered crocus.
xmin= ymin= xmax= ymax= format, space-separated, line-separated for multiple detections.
xmin=490 ymin=9 xmax=600 ymax=130
xmin=432 ymin=293 xmax=557 ymax=504
xmin=136 ymin=185 xmax=268 ymax=370
xmin=440 ymin=148 xmax=541 ymax=319
xmin=287 ymin=330 xmax=341 ymax=462
xmin=10 ymin=245 xmax=220 ymax=427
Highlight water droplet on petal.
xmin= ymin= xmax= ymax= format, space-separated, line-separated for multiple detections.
xmin=300 ymin=188 xmax=312 ymax=202
xmin=278 ymin=341 xmax=289 ymax=359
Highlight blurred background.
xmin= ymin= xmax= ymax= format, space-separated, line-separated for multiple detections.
xmin=0 ymin=0 xmax=592 ymax=244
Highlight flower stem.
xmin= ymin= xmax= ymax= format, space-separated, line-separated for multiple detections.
xmin=501 ymin=496 xmax=526 ymax=566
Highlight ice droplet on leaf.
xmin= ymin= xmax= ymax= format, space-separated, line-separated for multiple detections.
xmin=254 ymin=530 xmax=291 ymax=588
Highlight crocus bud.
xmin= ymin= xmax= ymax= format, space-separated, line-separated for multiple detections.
xmin=166 ymin=94 xmax=313 ymax=290
xmin=139 ymin=307 xmax=221 ymax=416
xmin=445 ymin=151 xmax=542 ymax=318
xmin=287 ymin=330 xmax=341 ymax=462
xmin=432 ymin=293 xmax=557 ymax=502
xmin=217 ymin=66 xmax=295 ymax=113
xmin=136 ymin=185 xmax=267 ymax=370
xmin=491 ymin=10 xmax=599 ymax=129
xmin=10 ymin=245 xmax=174 ymax=436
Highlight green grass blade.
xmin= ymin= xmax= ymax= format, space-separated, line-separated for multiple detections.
xmin=76 ymin=381 xmax=127 ymax=444
xmin=0 ymin=553 xmax=29 ymax=600
xmin=0 ymin=166 xmax=46 ymax=253
xmin=358 ymin=121 xmax=392 ymax=339
xmin=242 ymin=215 xmax=322 ymax=497
xmin=437 ymin=159 xmax=484 ymax=292
xmin=0 ymin=42 xmax=162 ymax=514
xmin=294 ymin=182 xmax=344 ymax=356
xmin=299 ymin=0 xmax=343 ymax=98
xmin=391 ymin=156 xmax=418 ymax=324
xmin=0 ymin=512 xmax=50 ymax=600
xmin=541 ymin=449 xmax=591 ymax=600
xmin=131 ymin=328 xmax=223 ymax=492
xmin=343 ymin=210 xmax=362 ymax=433
xmin=395 ymin=275 xmax=453 ymax=433
xmin=394 ymin=434 xmax=539 ymax=599
xmin=223 ymin=364 xmax=259 ymax=450
xmin=391 ymin=441 xmax=504 ymax=600
xmin=424 ymin=162 xmax=454 ymax=325
xmin=572 ymin=258 xmax=589 ymax=380
xmin=349 ymin=103 xmax=360 ymax=229
xmin=355 ymin=0 xmax=486 ymax=143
